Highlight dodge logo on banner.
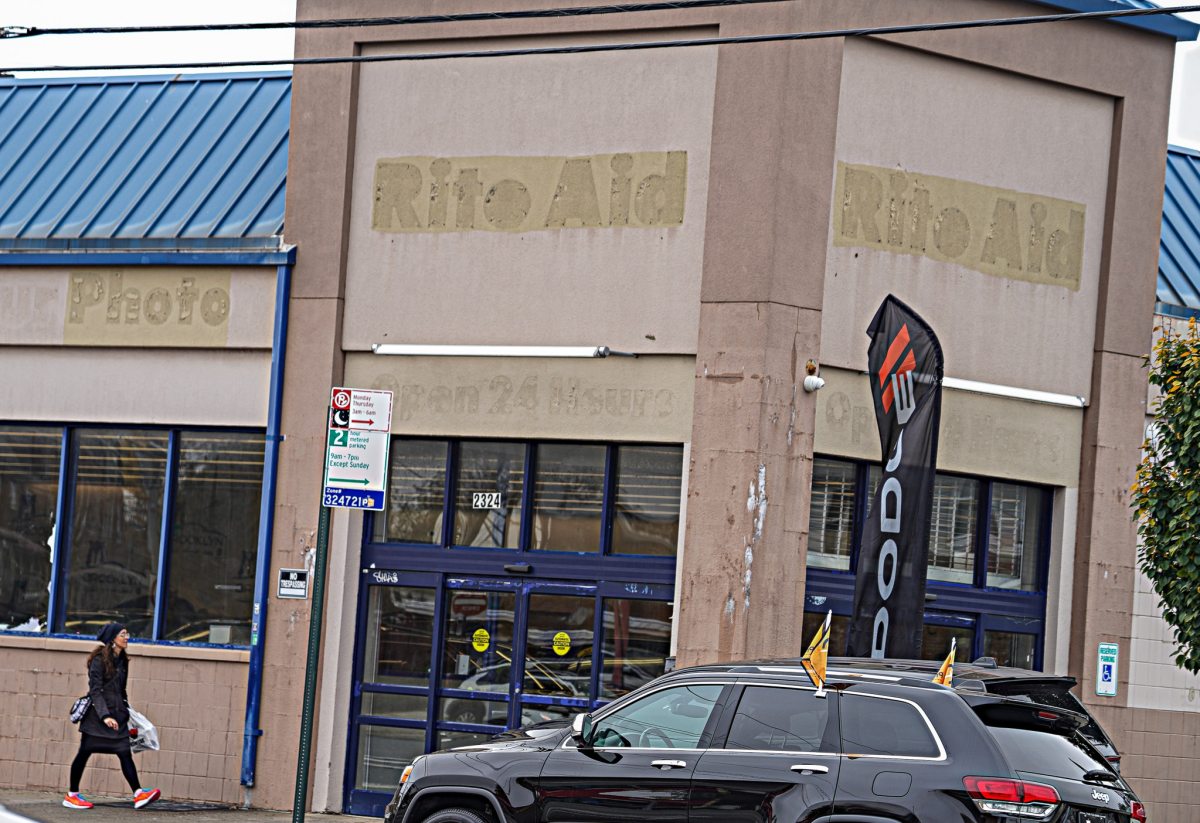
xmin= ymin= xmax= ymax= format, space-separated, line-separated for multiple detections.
xmin=845 ymin=294 xmax=944 ymax=659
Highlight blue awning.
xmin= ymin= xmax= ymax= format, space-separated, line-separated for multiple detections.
xmin=0 ymin=71 xmax=290 ymax=252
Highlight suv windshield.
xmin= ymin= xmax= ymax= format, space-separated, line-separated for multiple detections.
xmin=987 ymin=725 xmax=1112 ymax=781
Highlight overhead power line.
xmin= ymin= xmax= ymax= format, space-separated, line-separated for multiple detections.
xmin=2 ymin=1 xmax=789 ymax=38
xmin=1 ymin=2 xmax=1198 ymax=75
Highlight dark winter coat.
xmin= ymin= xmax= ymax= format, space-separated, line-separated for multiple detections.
xmin=79 ymin=651 xmax=130 ymax=741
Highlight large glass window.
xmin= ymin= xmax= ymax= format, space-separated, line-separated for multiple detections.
xmin=987 ymin=483 xmax=1043 ymax=591
xmin=807 ymin=459 xmax=856 ymax=570
xmin=0 ymin=425 xmax=267 ymax=646
xmin=0 ymin=428 xmax=61 ymax=633
xmin=376 ymin=440 xmax=447 ymax=544
xmin=927 ymin=475 xmax=979 ymax=584
xmin=452 ymin=442 xmax=524 ymax=548
xmin=66 ymin=430 xmax=168 ymax=638
xmin=601 ymin=598 xmax=672 ymax=698
xmin=531 ymin=445 xmax=605 ymax=552
xmin=370 ymin=439 xmax=686 ymax=557
xmin=612 ymin=446 xmax=683 ymax=556
xmin=805 ymin=457 xmax=1050 ymax=664
xmin=164 ymin=432 xmax=264 ymax=644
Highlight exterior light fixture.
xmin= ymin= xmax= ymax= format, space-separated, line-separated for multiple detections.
xmin=370 ymin=344 xmax=636 ymax=358
xmin=942 ymin=377 xmax=1085 ymax=408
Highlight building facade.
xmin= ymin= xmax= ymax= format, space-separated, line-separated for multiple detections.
xmin=271 ymin=0 xmax=1195 ymax=818
xmin=4 ymin=2 xmax=1200 ymax=821
xmin=0 ymin=72 xmax=292 ymax=805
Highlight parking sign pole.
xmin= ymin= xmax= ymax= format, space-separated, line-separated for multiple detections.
xmin=291 ymin=500 xmax=330 ymax=823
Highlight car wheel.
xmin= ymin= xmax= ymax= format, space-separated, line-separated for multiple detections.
xmin=421 ymin=808 xmax=488 ymax=823
xmin=449 ymin=705 xmax=484 ymax=725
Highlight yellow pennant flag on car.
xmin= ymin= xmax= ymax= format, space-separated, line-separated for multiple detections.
xmin=933 ymin=637 xmax=956 ymax=686
xmin=801 ymin=610 xmax=831 ymax=696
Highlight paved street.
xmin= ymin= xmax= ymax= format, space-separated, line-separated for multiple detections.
xmin=0 ymin=793 xmax=369 ymax=823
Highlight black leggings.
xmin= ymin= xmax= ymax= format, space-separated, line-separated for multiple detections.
xmin=70 ymin=737 xmax=140 ymax=793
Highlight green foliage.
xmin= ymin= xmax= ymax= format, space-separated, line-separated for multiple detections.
xmin=1132 ymin=317 xmax=1200 ymax=674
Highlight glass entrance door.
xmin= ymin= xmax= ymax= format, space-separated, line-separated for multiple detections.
xmin=347 ymin=571 xmax=673 ymax=816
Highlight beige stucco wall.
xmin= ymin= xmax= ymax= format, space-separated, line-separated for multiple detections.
xmin=0 ymin=635 xmax=248 ymax=803
xmin=0 ymin=264 xmax=277 ymax=425
xmin=344 ymin=352 xmax=695 ymax=441
xmin=822 ymin=39 xmax=1113 ymax=400
xmin=0 ymin=347 xmax=271 ymax=426
xmin=0 ymin=266 xmax=276 ymax=349
xmin=342 ymin=37 xmax=718 ymax=355
xmin=813 ymin=366 xmax=1082 ymax=486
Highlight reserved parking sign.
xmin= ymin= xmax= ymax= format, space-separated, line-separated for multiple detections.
xmin=1096 ymin=642 xmax=1119 ymax=697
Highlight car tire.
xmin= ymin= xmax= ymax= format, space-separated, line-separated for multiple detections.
xmin=448 ymin=705 xmax=485 ymax=725
xmin=421 ymin=808 xmax=488 ymax=823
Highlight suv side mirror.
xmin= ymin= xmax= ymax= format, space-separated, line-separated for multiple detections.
xmin=571 ymin=713 xmax=593 ymax=747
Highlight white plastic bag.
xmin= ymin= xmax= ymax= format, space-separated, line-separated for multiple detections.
xmin=127 ymin=707 xmax=159 ymax=753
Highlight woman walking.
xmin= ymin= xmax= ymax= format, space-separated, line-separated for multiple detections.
xmin=63 ymin=623 xmax=160 ymax=811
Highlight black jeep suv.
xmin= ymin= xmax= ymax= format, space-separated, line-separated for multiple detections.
xmin=384 ymin=659 xmax=1146 ymax=823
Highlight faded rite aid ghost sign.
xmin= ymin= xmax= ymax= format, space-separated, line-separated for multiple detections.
xmin=833 ymin=162 xmax=1086 ymax=291
xmin=65 ymin=269 xmax=232 ymax=346
xmin=372 ymin=152 xmax=686 ymax=234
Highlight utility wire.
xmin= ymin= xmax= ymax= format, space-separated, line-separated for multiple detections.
xmin=3 ymin=1 xmax=790 ymax=38
xmin=2 ymin=3 xmax=1199 ymax=75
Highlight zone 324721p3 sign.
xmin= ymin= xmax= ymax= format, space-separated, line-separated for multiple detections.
xmin=323 ymin=387 xmax=394 ymax=510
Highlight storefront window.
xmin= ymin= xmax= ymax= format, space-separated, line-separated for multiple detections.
xmin=927 ymin=475 xmax=979 ymax=585
xmin=0 ymin=427 xmax=61 ymax=633
xmin=612 ymin=445 xmax=683 ymax=556
xmin=452 ymin=442 xmax=524 ymax=548
xmin=66 ymin=430 xmax=167 ymax=638
xmin=984 ymin=630 xmax=1036 ymax=669
xmin=531 ymin=444 xmax=605 ymax=552
xmin=376 ymin=440 xmax=447 ymax=544
xmin=601 ymin=598 xmax=672 ymax=698
xmin=164 ymin=432 xmax=264 ymax=644
xmin=363 ymin=585 xmax=436 ymax=686
xmin=921 ymin=621 xmax=974 ymax=663
xmin=807 ymin=459 xmax=856 ymax=570
xmin=988 ymin=483 xmax=1043 ymax=591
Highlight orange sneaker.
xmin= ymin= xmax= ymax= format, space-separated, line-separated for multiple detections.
xmin=133 ymin=788 xmax=160 ymax=809
xmin=63 ymin=792 xmax=93 ymax=810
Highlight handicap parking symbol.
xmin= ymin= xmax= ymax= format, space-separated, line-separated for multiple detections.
xmin=1101 ymin=663 xmax=1113 ymax=683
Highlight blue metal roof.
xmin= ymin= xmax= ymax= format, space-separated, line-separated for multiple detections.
xmin=1158 ymin=145 xmax=1200 ymax=316
xmin=1030 ymin=0 xmax=1199 ymax=40
xmin=0 ymin=71 xmax=290 ymax=251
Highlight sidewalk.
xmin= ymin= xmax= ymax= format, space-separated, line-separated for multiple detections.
xmin=0 ymin=793 xmax=371 ymax=823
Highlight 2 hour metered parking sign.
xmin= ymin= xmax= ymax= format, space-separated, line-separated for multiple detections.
xmin=323 ymin=386 xmax=393 ymax=510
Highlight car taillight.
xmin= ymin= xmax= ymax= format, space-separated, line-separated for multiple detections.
xmin=1106 ymin=754 xmax=1122 ymax=773
xmin=1131 ymin=801 xmax=1147 ymax=822
xmin=963 ymin=776 xmax=1059 ymax=820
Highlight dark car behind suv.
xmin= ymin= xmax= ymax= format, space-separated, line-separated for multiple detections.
xmin=829 ymin=657 xmax=1124 ymax=771
xmin=384 ymin=658 xmax=1146 ymax=823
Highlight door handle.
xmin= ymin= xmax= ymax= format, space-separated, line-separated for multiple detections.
xmin=651 ymin=760 xmax=688 ymax=770
xmin=791 ymin=764 xmax=830 ymax=775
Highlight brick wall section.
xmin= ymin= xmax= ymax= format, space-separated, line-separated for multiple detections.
xmin=0 ymin=636 xmax=248 ymax=805
xmin=1089 ymin=704 xmax=1200 ymax=823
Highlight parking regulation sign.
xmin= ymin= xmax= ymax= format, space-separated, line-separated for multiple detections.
xmin=323 ymin=387 xmax=393 ymax=510
xmin=1096 ymin=642 xmax=1119 ymax=697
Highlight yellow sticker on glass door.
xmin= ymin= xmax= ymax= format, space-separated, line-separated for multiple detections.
xmin=472 ymin=628 xmax=490 ymax=652
xmin=552 ymin=632 xmax=571 ymax=656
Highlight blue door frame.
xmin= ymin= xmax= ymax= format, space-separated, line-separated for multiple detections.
xmin=344 ymin=568 xmax=674 ymax=817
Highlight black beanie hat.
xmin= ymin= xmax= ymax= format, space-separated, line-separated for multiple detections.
xmin=97 ymin=622 xmax=126 ymax=646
